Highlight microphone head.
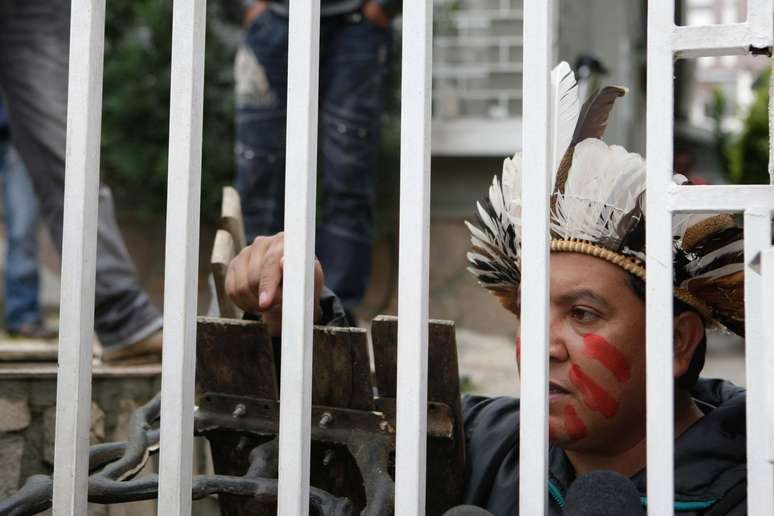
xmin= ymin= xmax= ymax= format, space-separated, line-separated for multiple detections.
xmin=442 ymin=505 xmax=495 ymax=516
xmin=564 ymin=470 xmax=644 ymax=515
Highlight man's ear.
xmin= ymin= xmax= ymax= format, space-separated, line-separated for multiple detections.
xmin=673 ymin=311 xmax=705 ymax=379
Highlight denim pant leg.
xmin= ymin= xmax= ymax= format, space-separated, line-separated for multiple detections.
xmin=0 ymin=143 xmax=41 ymax=330
xmin=234 ymin=11 xmax=290 ymax=242
xmin=316 ymin=17 xmax=391 ymax=310
xmin=0 ymin=0 xmax=162 ymax=348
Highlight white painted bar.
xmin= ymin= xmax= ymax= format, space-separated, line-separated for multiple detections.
xmin=667 ymin=184 xmax=774 ymax=213
xmin=52 ymin=0 xmax=105 ymax=513
xmin=518 ymin=1 xmax=553 ymax=514
xmin=744 ymin=210 xmax=774 ymax=515
xmin=157 ymin=1 xmax=207 ymax=514
xmin=747 ymin=0 xmax=774 ymax=50
xmin=762 ymin=246 xmax=774 ymax=465
xmin=673 ymin=23 xmax=756 ymax=59
xmin=645 ymin=1 xmax=675 ymax=514
xmin=770 ymin=63 xmax=774 ymax=186
xmin=394 ymin=1 xmax=433 ymax=514
xmin=672 ymin=0 xmax=772 ymax=59
xmin=277 ymin=0 xmax=320 ymax=513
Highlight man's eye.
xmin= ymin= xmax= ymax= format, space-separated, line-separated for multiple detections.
xmin=571 ymin=307 xmax=599 ymax=323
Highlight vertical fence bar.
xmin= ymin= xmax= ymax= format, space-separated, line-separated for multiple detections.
xmin=51 ymin=0 xmax=105 ymax=513
xmin=762 ymin=247 xmax=774 ymax=466
xmin=744 ymin=209 xmax=774 ymax=515
xmin=276 ymin=0 xmax=320 ymax=513
xmin=157 ymin=1 xmax=207 ymax=514
xmin=518 ymin=1 xmax=553 ymax=514
xmin=767 ymin=55 xmax=774 ymax=471
xmin=394 ymin=1 xmax=433 ymax=514
xmin=747 ymin=0 xmax=774 ymax=50
xmin=645 ymin=1 xmax=675 ymax=514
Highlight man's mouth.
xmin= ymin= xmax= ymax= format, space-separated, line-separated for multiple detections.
xmin=549 ymin=381 xmax=571 ymax=395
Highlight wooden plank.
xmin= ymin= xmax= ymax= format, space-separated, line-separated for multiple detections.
xmin=210 ymin=229 xmax=244 ymax=319
xmin=221 ymin=186 xmax=247 ymax=252
xmin=312 ymin=326 xmax=374 ymax=411
xmin=196 ymin=315 xmax=278 ymax=516
xmin=309 ymin=326 xmax=373 ymax=511
xmin=370 ymin=315 xmax=464 ymax=514
xmin=371 ymin=315 xmax=398 ymax=398
xmin=195 ymin=316 xmax=277 ymax=399
xmin=373 ymin=315 xmax=463 ymax=405
xmin=425 ymin=319 xmax=464 ymax=514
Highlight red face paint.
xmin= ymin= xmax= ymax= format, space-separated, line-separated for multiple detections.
xmin=563 ymin=404 xmax=587 ymax=440
xmin=569 ymin=364 xmax=619 ymax=418
xmin=548 ymin=423 xmax=559 ymax=442
xmin=583 ymin=334 xmax=631 ymax=383
xmin=516 ymin=336 xmax=521 ymax=364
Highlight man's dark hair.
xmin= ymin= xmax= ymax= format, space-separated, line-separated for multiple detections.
xmin=625 ymin=275 xmax=706 ymax=390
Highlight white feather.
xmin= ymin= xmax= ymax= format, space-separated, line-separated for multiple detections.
xmin=551 ymin=139 xmax=646 ymax=245
xmin=550 ymin=62 xmax=580 ymax=178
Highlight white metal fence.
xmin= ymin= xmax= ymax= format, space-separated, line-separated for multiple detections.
xmin=647 ymin=2 xmax=774 ymax=515
xmin=50 ymin=1 xmax=774 ymax=515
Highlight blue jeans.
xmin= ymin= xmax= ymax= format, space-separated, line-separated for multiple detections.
xmin=0 ymin=0 xmax=162 ymax=349
xmin=234 ymin=10 xmax=391 ymax=310
xmin=0 ymin=141 xmax=41 ymax=331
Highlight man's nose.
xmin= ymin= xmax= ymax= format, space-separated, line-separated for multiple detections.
xmin=549 ymin=317 xmax=570 ymax=362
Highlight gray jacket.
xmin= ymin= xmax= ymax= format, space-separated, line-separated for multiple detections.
xmin=463 ymin=379 xmax=748 ymax=515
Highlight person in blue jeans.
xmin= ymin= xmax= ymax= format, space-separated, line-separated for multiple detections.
xmin=0 ymin=138 xmax=56 ymax=338
xmin=223 ymin=0 xmax=401 ymax=320
xmin=0 ymin=1 xmax=163 ymax=361
xmin=0 ymin=102 xmax=56 ymax=339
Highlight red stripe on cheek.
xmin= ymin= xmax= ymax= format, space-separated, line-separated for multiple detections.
xmin=549 ymin=423 xmax=559 ymax=442
xmin=569 ymin=365 xmax=619 ymax=418
xmin=564 ymin=404 xmax=587 ymax=440
xmin=583 ymin=334 xmax=631 ymax=383
xmin=516 ymin=337 xmax=521 ymax=364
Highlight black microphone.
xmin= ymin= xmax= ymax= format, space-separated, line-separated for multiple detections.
xmin=442 ymin=505 xmax=495 ymax=516
xmin=564 ymin=470 xmax=644 ymax=515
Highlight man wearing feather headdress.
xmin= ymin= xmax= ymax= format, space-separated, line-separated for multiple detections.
xmin=224 ymin=63 xmax=748 ymax=515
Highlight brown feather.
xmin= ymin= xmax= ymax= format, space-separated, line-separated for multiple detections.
xmin=682 ymin=214 xmax=736 ymax=252
xmin=551 ymin=86 xmax=627 ymax=203
xmin=571 ymin=86 xmax=628 ymax=144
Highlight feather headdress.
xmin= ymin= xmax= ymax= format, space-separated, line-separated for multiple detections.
xmin=466 ymin=62 xmax=745 ymax=335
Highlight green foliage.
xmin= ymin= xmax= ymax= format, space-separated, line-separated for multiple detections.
xmin=726 ymin=70 xmax=770 ymax=184
xmin=102 ymin=0 xmax=235 ymax=219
